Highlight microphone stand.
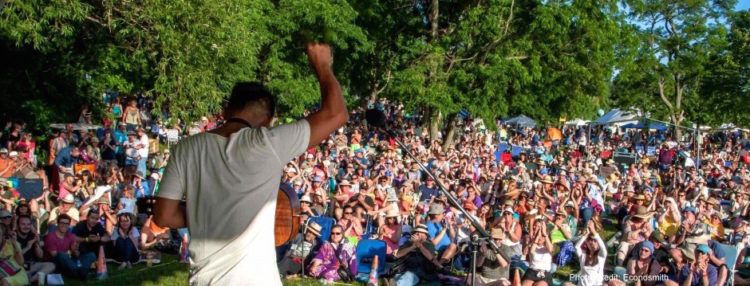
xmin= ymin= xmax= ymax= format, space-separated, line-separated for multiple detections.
xmin=376 ymin=128 xmax=502 ymax=286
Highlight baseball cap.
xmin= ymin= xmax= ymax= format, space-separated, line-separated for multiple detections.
xmin=696 ymin=244 xmax=712 ymax=254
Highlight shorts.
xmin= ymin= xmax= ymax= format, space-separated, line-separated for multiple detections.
xmin=523 ymin=268 xmax=552 ymax=284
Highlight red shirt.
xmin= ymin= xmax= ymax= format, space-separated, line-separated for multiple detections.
xmin=44 ymin=231 xmax=76 ymax=259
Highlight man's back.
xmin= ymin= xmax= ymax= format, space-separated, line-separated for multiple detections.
xmin=158 ymin=120 xmax=309 ymax=285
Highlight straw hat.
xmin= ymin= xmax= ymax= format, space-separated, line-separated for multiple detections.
xmin=306 ymin=222 xmax=322 ymax=237
xmin=490 ymin=228 xmax=505 ymax=239
xmin=414 ymin=224 xmax=429 ymax=235
xmin=633 ymin=206 xmax=654 ymax=219
xmin=61 ymin=194 xmax=75 ymax=204
xmin=385 ymin=208 xmax=400 ymax=218
xmin=428 ymin=203 xmax=444 ymax=215
xmin=339 ymin=180 xmax=351 ymax=187
xmin=300 ymin=195 xmax=312 ymax=203
xmin=540 ymin=175 xmax=554 ymax=184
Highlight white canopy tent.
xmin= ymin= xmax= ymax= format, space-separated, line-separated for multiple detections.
xmin=564 ymin=118 xmax=590 ymax=127
xmin=594 ymin=109 xmax=639 ymax=127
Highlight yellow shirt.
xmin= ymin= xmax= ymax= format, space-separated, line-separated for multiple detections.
xmin=658 ymin=215 xmax=680 ymax=237
xmin=0 ymin=240 xmax=29 ymax=286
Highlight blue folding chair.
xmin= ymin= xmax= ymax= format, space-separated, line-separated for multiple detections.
xmin=715 ymin=242 xmax=740 ymax=286
xmin=355 ymin=238 xmax=387 ymax=282
xmin=307 ymin=216 xmax=335 ymax=242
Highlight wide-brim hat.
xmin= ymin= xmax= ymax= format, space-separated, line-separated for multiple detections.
xmin=61 ymin=194 xmax=75 ymax=204
xmin=540 ymin=175 xmax=554 ymax=184
xmin=306 ymin=222 xmax=322 ymax=237
xmin=428 ymin=203 xmax=445 ymax=215
xmin=300 ymin=195 xmax=312 ymax=203
xmin=490 ymin=228 xmax=504 ymax=239
xmin=414 ymin=224 xmax=429 ymax=235
xmin=339 ymin=180 xmax=351 ymax=186
xmin=386 ymin=208 xmax=400 ymax=218
xmin=633 ymin=206 xmax=654 ymax=219
xmin=587 ymin=175 xmax=599 ymax=183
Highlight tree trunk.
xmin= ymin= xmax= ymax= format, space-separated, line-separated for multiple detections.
xmin=429 ymin=0 xmax=439 ymax=38
xmin=442 ymin=114 xmax=459 ymax=150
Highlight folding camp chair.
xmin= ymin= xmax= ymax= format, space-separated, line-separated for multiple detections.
xmin=355 ymin=238 xmax=387 ymax=282
xmin=715 ymin=242 xmax=740 ymax=286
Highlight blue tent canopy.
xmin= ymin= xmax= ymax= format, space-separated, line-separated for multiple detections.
xmin=504 ymin=115 xmax=536 ymax=128
xmin=621 ymin=120 xmax=668 ymax=131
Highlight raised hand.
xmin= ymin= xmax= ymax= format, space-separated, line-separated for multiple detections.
xmin=306 ymin=43 xmax=334 ymax=76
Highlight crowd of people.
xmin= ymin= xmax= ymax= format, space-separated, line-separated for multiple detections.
xmin=0 ymin=95 xmax=191 ymax=285
xmin=0 ymin=96 xmax=749 ymax=286
xmin=273 ymin=103 xmax=750 ymax=286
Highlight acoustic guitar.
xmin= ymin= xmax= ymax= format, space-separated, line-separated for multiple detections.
xmin=274 ymin=186 xmax=301 ymax=247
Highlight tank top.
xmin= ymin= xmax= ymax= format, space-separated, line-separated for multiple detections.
xmin=125 ymin=108 xmax=140 ymax=124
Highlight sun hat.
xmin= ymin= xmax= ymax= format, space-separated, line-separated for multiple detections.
xmin=414 ymin=224 xmax=429 ymax=235
xmin=61 ymin=194 xmax=75 ymax=204
xmin=339 ymin=180 xmax=351 ymax=186
xmin=428 ymin=203 xmax=444 ymax=215
xmin=299 ymin=195 xmax=312 ymax=203
xmin=633 ymin=206 xmax=654 ymax=219
xmin=490 ymin=228 xmax=504 ymax=239
xmin=385 ymin=208 xmax=399 ymax=218
xmin=306 ymin=222 xmax=322 ymax=237
xmin=540 ymin=175 xmax=554 ymax=184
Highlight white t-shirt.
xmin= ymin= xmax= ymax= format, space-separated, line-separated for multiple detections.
xmin=158 ymin=119 xmax=310 ymax=286
xmin=138 ymin=134 xmax=150 ymax=158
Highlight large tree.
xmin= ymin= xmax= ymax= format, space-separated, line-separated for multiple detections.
xmin=0 ymin=0 xmax=367 ymax=127
xmin=612 ymin=0 xmax=737 ymax=136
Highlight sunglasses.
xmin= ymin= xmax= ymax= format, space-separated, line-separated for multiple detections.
xmin=331 ymin=232 xmax=342 ymax=235
xmin=344 ymin=212 xmax=353 ymax=215
xmin=59 ymin=221 xmax=71 ymax=225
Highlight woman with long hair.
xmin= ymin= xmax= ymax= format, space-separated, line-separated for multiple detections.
xmin=110 ymin=213 xmax=140 ymax=269
xmin=574 ymin=223 xmax=607 ymax=286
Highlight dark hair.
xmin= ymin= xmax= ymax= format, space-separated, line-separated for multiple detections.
xmin=225 ymin=82 xmax=276 ymax=118
xmin=57 ymin=214 xmax=72 ymax=223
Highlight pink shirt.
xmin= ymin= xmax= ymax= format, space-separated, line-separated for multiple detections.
xmin=44 ymin=231 xmax=76 ymax=258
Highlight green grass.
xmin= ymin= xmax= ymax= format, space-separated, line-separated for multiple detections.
xmin=66 ymin=254 xmax=188 ymax=286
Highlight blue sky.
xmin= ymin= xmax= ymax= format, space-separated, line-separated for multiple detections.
xmin=737 ymin=1 xmax=750 ymax=11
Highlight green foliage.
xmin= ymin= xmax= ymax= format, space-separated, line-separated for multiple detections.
xmin=0 ymin=0 xmax=744 ymax=134
xmin=612 ymin=0 xmax=740 ymax=129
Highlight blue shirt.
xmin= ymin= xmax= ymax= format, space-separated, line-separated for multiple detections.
xmin=418 ymin=184 xmax=439 ymax=202
xmin=426 ymin=221 xmax=451 ymax=252
xmin=677 ymin=263 xmax=717 ymax=286
xmin=113 ymin=130 xmax=127 ymax=153
xmin=132 ymin=180 xmax=151 ymax=198
xmin=54 ymin=147 xmax=79 ymax=168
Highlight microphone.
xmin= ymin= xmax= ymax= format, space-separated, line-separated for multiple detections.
xmin=365 ymin=109 xmax=387 ymax=129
